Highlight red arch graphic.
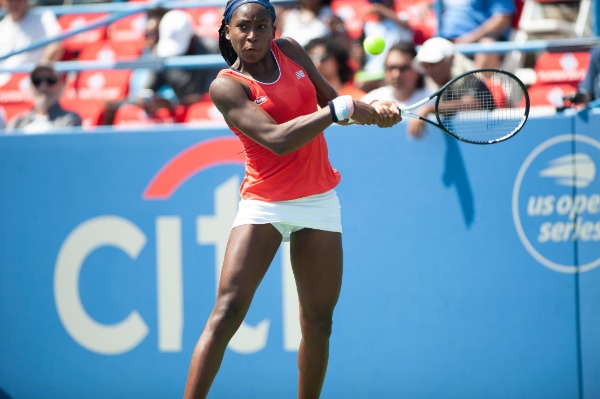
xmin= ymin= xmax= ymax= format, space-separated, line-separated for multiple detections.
xmin=143 ymin=137 xmax=245 ymax=200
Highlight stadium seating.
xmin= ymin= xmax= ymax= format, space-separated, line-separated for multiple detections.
xmin=106 ymin=12 xmax=147 ymax=54
xmin=113 ymin=103 xmax=175 ymax=127
xmin=184 ymin=100 xmax=226 ymax=126
xmin=58 ymin=13 xmax=108 ymax=57
xmin=527 ymin=50 xmax=589 ymax=107
xmin=331 ymin=0 xmax=435 ymax=43
xmin=0 ymin=73 xmax=33 ymax=123
xmin=188 ymin=7 xmax=222 ymax=40
xmin=60 ymin=99 xmax=105 ymax=128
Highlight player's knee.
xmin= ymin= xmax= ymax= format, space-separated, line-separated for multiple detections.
xmin=301 ymin=313 xmax=334 ymax=339
xmin=208 ymin=296 xmax=249 ymax=336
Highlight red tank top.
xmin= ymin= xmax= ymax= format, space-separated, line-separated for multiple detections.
xmin=218 ymin=41 xmax=341 ymax=201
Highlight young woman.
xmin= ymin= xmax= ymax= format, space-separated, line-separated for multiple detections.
xmin=183 ymin=1 xmax=400 ymax=398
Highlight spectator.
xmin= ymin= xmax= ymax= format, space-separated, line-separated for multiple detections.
xmin=6 ymin=63 xmax=81 ymax=134
xmin=0 ymin=0 xmax=64 ymax=68
xmin=361 ymin=41 xmax=432 ymax=138
xmin=564 ymin=46 xmax=600 ymax=108
xmin=354 ymin=0 xmax=414 ymax=89
xmin=277 ymin=0 xmax=350 ymax=47
xmin=128 ymin=7 xmax=174 ymax=102
xmin=439 ymin=0 xmax=515 ymax=69
xmin=413 ymin=37 xmax=495 ymax=135
xmin=415 ymin=37 xmax=473 ymax=91
xmin=104 ymin=8 xmax=221 ymax=125
xmin=142 ymin=9 xmax=220 ymax=107
xmin=304 ymin=36 xmax=365 ymax=99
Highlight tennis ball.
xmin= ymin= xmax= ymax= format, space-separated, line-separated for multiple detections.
xmin=363 ymin=35 xmax=386 ymax=55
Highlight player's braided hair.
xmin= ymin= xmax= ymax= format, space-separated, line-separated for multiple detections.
xmin=218 ymin=1 xmax=238 ymax=66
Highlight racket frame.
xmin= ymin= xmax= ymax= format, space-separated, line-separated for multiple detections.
xmin=400 ymin=68 xmax=530 ymax=144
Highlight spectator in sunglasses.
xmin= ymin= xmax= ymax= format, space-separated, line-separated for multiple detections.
xmin=361 ymin=42 xmax=431 ymax=139
xmin=304 ymin=36 xmax=366 ymax=100
xmin=6 ymin=63 xmax=81 ymax=133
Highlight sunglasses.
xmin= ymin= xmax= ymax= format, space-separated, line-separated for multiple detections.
xmin=384 ymin=64 xmax=412 ymax=73
xmin=310 ymin=54 xmax=332 ymax=63
xmin=31 ymin=76 xmax=58 ymax=87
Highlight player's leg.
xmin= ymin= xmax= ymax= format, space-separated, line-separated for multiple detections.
xmin=184 ymin=223 xmax=283 ymax=399
xmin=289 ymin=228 xmax=343 ymax=399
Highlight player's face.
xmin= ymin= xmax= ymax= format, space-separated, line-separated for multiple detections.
xmin=226 ymin=4 xmax=275 ymax=63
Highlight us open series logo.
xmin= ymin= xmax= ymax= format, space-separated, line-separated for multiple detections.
xmin=512 ymin=134 xmax=600 ymax=273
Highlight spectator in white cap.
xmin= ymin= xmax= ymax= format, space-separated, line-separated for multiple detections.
xmin=415 ymin=37 xmax=473 ymax=91
xmin=140 ymin=9 xmax=220 ymax=108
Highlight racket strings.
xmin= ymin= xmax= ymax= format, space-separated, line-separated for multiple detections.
xmin=437 ymin=71 xmax=528 ymax=144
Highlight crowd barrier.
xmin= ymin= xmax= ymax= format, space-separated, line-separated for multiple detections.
xmin=1 ymin=109 xmax=599 ymax=398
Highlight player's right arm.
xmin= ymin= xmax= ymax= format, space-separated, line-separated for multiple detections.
xmin=209 ymin=75 xmax=337 ymax=155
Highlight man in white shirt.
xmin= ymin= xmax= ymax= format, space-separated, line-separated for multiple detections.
xmin=362 ymin=41 xmax=432 ymax=139
xmin=0 ymin=0 xmax=64 ymax=68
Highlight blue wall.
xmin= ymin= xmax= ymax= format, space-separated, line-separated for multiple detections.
xmin=1 ymin=111 xmax=599 ymax=399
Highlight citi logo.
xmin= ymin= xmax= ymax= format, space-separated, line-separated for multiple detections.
xmin=295 ymin=70 xmax=305 ymax=79
xmin=512 ymin=135 xmax=600 ymax=273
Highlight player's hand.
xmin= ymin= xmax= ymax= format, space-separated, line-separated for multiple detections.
xmin=370 ymin=100 xmax=401 ymax=128
xmin=349 ymin=100 xmax=379 ymax=125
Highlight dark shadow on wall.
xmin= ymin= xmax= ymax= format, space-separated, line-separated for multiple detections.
xmin=0 ymin=387 xmax=13 ymax=399
xmin=442 ymin=134 xmax=475 ymax=228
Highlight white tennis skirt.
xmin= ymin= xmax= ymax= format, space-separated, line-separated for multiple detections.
xmin=232 ymin=189 xmax=342 ymax=242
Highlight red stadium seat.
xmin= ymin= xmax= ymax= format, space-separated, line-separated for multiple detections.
xmin=58 ymin=13 xmax=108 ymax=54
xmin=188 ymin=7 xmax=222 ymax=40
xmin=75 ymin=70 xmax=132 ymax=101
xmin=527 ymin=82 xmax=579 ymax=107
xmin=113 ymin=103 xmax=175 ymax=127
xmin=106 ymin=12 xmax=147 ymax=54
xmin=331 ymin=0 xmax=369 ymax=39
xmin=0 ymin=72 xmax=32 ymax=105
xmin=533 ymin=51 xmax=590 ymax=85
xmin=78 ymin=39 xmax=143 ymax=61
xmin=184 ymin=101 xmax=226 ymax=126
xmin=60 ymin=99 xmax=105 ymax=128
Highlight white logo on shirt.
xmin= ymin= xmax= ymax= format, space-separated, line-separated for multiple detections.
xmin=254 ymin=96 xmax=268 ymax=105
xmin=295 ymin=70 xmax=305 ymax=79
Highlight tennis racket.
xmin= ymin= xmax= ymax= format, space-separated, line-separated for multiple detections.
xmin=390 ymin=68 xmax=529 ymax=144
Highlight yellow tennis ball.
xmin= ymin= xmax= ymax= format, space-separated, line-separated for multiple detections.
xmin=363 ymin=35 xmax=386 ymax=55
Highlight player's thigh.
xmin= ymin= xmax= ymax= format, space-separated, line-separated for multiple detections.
xmin=218 ymin=223 xmax=282 ymax=303
xmin=289 ymin=228 xmax=343 ymax=315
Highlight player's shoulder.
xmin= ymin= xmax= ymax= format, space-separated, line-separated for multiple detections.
xmin=209 ymin=71 xmax=250 ymax=103
xmin=274 ymin=37 xmax=306 ymax=60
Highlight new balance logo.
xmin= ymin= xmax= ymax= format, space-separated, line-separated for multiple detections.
xmin=295 ymin=70 xmax=305 ymax=79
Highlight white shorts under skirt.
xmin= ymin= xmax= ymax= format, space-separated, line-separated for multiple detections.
xmin=232 ymin=189 xmax=342 ymax=242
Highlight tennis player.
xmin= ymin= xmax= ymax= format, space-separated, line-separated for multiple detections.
xmin=183 ymin=0 xmax=401 ymax=398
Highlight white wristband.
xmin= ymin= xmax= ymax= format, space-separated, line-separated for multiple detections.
xmin=330 ymin=95 xmax=355 ymax=122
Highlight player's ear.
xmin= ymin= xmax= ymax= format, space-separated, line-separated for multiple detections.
xmin=225 ymin=25 xmax=231 ymax=41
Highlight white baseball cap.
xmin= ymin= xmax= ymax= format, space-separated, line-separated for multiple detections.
xmin=416 ymin=37 xmax=455 ymax=64
xmin=156 ymin=10 xmax=194 ymax=58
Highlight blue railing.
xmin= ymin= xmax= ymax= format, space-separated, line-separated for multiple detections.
xmin=0 ymin=0 xmax=598 ymax=75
